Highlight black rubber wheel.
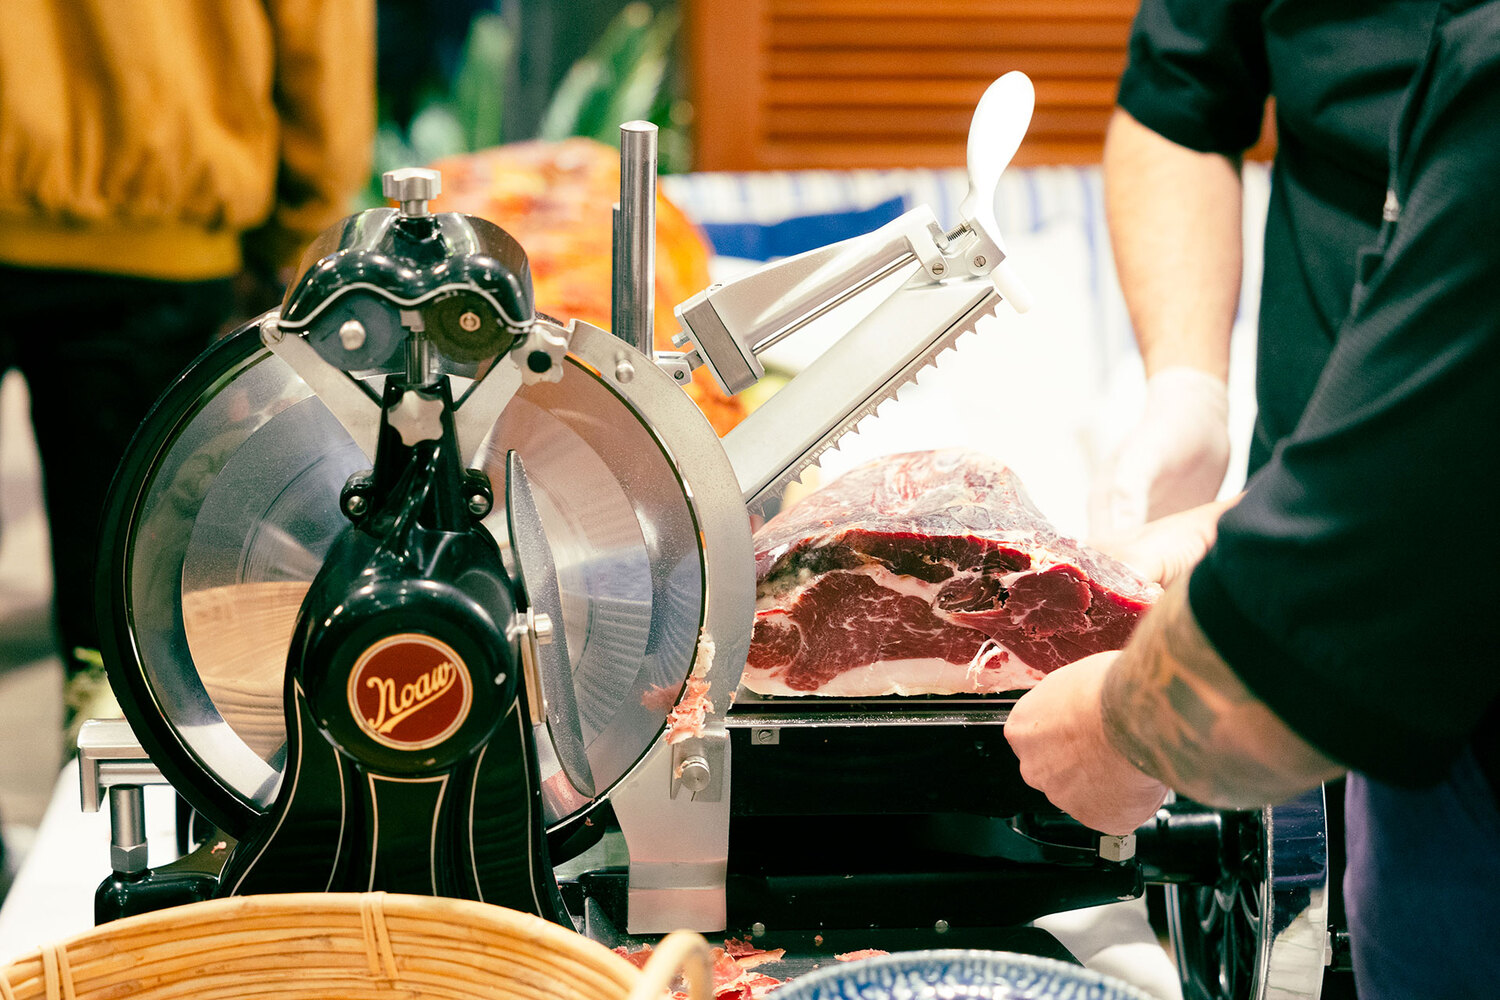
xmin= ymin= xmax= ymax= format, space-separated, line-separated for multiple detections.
xmin=1165 ymin=788 xmax=1331 ymax=1000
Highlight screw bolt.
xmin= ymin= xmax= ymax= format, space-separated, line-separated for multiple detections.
xmin=458 ymin=311 xmax=481 ymax=332
xmin=753 ymin=728 xmax=779 ymax=745
xmin=467 ymin=493 xmax=490 ymax=516
xmin=973 ymin=254 xmax=987 ymax=269
xmin=615 ymin=358 xmax=635 ymax=383
xmin=382 ymin=167 xmax=441 ymax=216
xmin=931 ymin=261 xmax=947 ymax=276
xmin=339 ymin=319 xmax=367 ymax=351
xmin=345 ymin=494 xmax=368 ymax=517
xmin=934 ymin=919 xmax=950 ymax=934
xmin=678 ymin=755 xmax=712 ymax=793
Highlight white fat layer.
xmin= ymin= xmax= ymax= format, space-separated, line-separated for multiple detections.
xmin=692 ymin=631 xmax=716 ymax=678
xmin=741 ymin=654 xmax=1045 ymax=698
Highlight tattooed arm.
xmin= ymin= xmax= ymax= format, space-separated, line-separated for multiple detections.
xmin=1005 ymin=579 xmax=1344 ymax=835
xmin=1103 ymin=582 xmax=1344 ymax=809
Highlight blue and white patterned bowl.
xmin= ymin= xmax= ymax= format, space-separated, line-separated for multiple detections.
xmin=771 ymin=949 xmax=1162 ymax=1000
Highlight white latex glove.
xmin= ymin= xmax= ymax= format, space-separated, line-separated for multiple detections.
xmin=1100 ymin=497 xmax=1237 ymax=589
xmin=1091 ymin=366 xmax=1230 ymax=543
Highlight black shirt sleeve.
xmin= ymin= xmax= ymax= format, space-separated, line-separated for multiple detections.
xmin=1116 ymin=0 xmax=1272 ymax=153
xmin=1188 ymin=3 xmax=1500 ymax=788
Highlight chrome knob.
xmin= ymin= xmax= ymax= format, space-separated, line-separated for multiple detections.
xmin=677 ymin=755 xmax=712 ymax=793
xmin=382 ymin=167 xmax=441 ymax=217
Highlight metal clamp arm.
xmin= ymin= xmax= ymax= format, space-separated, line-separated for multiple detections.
xmin=78 ymin=718 xmax=170 ymax=876
xmin=78 ymin=718 xmax=167 ymax=812
xmin=673 ymin=205 xmax=974 ymax=396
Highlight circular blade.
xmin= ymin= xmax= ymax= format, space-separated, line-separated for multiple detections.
xmin=182 ymin=395 xmax=368 ymax=766
xmin=506 ymin=450 xmax=596 ymax=799
xmin=99 ymin=321 xmax=741 ymax=837
xmin=479 ymin=373 xmax=706 ymax=815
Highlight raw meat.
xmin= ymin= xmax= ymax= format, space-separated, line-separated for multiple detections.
xmin=614 ymin=942 xmax=785 ymax=1000
xmin=744 ymin=450 xmax=1159 ymax=697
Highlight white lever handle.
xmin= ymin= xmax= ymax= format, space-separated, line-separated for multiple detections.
xmin=958 ymin=72 xmax=1036 ymax=312
xmin=960 ymin=71 xmax=1035 ymax=233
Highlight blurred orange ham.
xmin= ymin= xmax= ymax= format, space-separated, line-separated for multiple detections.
xmin=430 ymin=139 xmax=746 ymax=435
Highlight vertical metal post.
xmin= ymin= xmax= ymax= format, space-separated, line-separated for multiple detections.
xmin=108 ymin=784 xmax=149 ymax=874
xmin=612 ymin=120 xmax=658 ymax=356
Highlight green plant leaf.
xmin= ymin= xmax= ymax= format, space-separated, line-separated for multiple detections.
xmin=539 ymin=1 xmax=656 ymax=141
xmin=597 ymin=6 xmax=678 ymax=141
xmin=408 ymin=103 xmax=468 ymax=164
xmin=452 ymin=12 xmax=513 ymax=151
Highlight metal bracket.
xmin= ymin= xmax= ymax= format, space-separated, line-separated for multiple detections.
xmin=1098 ymin=833 xmax=1137 ymax=863
xmin=652 ymin=350 xmax=702 ymax=389
xmin=672 ymin=205 xmax=968 ymax=397
xmin=78 ymin=718 xmax=167 ymax=812
xmin=611 ymin=728 xmax=733 ymax=934
xmin=78 ymin=718 xmax=170 ymax=875
xmin=261 ymin=317 xmax=383 ymax=462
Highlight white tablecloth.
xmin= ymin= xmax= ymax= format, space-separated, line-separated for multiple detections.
xmin=0 ymin=762 xmax=178 ymax=963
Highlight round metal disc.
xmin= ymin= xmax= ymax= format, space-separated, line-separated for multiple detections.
xmin=100 ymin=321 xmax=736 ymax=835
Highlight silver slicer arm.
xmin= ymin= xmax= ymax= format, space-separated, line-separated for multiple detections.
xmin=668 ymin=72 xmax=1037 ymax=513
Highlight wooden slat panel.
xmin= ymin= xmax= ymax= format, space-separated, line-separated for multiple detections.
xmin=766 ymin=78 xmax=1118 ymax=108
xmin=771 ymin=0 xmax=1140 ymax=20
xmin=771 ymin=17 xmax=1131 ymax=48
xmin=755 ymin=138 xmax=1109 ymax=169
xmin=686 ymin=0 xmax=1275 ymax=170
xmin=768 ymin=49 xmax=1128 ymax=80
xmin=766 ymin=105 xmax=1112 ymax=141
xmin=685 ymin=3 xmax=766 ymax=171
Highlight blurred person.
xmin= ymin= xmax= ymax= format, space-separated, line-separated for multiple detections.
xmin=0 ymin=1 xmax=374 ymax=738
xmin=1087 ymin=0 xmax=1443 ymax=542
xmin=1009 ymin=2 xmax=1500 ymax=995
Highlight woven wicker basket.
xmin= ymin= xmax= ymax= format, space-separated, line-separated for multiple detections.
xmin=0 ymin=893 xmax=709 ymax=1000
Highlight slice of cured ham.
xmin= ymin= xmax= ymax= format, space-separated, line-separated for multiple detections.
xmin=745 ymin=450 xmax=1159 ymax=697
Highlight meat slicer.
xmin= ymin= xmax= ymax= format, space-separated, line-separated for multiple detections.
xmin=78 ymin=73 xmax=1343 ymax=1000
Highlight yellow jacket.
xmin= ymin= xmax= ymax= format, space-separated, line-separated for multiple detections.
xmin=0 ymin=0 xmax=374 ymax=280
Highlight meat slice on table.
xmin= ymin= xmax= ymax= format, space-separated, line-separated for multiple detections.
xmin=745 ymin=450 xmax=1159 ymax=697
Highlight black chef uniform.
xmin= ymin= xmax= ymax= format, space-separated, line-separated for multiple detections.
xmin=1119 ymin=0 xmax=1500 ymax=995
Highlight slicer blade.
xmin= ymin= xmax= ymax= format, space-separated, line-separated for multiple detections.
xmin=722 ymin=274 xmax=1004 ymax=514
xmin=506 ymin=450 xmax=596 ymax=799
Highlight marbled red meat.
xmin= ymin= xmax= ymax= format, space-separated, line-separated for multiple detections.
xmin=745 ymin=450 xmax=1159 ymax=696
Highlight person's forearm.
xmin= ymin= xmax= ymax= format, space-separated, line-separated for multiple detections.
xmin=1103 ymin=109 xmax=1243 ymax=381
xmin=1100 ymin=581 xmax=1344 ymax=808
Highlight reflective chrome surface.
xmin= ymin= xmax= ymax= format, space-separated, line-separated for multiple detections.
xmin=506 ymin=451 xmax=595 ymax=798
xmin=1261 ymin=789 xmax=1330 ymax=999
xmin=481 ymin=361 xmax=706 ymax=818
xmin=117 ymin=325 xmax=725 ymax=830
